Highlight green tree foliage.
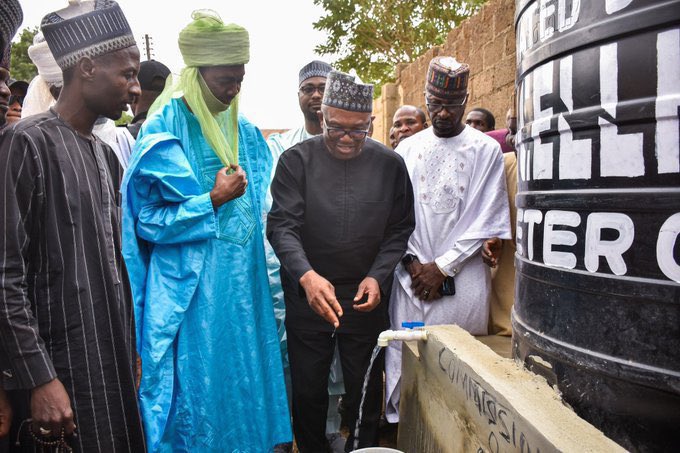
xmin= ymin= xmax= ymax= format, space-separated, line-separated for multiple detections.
xmin=10 ymin=27 xmax=39 ymax=82
xmin=313 ymin=0 xmax=487 ymax=95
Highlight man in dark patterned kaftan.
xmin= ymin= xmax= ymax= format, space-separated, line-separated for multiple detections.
xmin=0 ymin=1 xmax=146 ymax=451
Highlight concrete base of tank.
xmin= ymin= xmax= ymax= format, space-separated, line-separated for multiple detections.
xmin=397 ymin=325 xmax=625 ymax=452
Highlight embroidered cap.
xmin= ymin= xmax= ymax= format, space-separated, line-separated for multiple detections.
xmin=425 ymin=56 xmax=469 ymax=101
xmin=322 ymin=70 xmax=373 ymax=113
xmin=0 ymin=0 xmax=22 ymax=62
xmin=41 ymin=0 xmax=136 ymax=70
xmin=298 ymin=60 xmax=332 ymax=85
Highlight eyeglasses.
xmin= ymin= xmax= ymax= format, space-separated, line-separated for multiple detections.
xmin=324 ymin=118 xmax=369 ymax=141
xmin=426 ymin=94 xmax=468 ymax=114
xmin=9 ymin=95 xmax=24 ymax=106
xmin=299 ymin=85 xmax=325 ymax=96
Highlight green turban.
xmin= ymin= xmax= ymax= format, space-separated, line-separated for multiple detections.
xmin=148 ymin=10 xmax=248 ymax=168
xmin=179 ymin=10 xmax=250 ymax=67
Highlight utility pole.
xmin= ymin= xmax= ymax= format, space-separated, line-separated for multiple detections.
xmin=143 ymin=34 xmax=153 ymax=61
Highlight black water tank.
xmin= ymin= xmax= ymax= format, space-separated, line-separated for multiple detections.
xmin=512 ymin=1 xmax=680 ymax=451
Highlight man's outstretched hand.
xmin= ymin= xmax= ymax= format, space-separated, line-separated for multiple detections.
xmin=300 ymin=270 xmax=343 ymax=328
xmin=353 ymin=277 xmax=381 ymax=312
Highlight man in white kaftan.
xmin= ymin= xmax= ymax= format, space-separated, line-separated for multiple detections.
xmin=385 ymin=56 xmax=511 ymax=423
xmin=267 ymin=61 xmax=332 ymax=158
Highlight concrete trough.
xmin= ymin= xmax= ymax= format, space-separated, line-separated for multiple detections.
xmin=397 ymin=325 xmax=625 ymax=452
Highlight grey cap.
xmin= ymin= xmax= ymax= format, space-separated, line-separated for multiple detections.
xmin=322 ymin=70 xmax=373 ymax=113
xmin=41 ymin=0 xmax=136 ymax=70
xmin=298 ymin=60 xmax=332 ymax=85
xmin=0 ymin=0 xmax=22 ymax=58
xmin=0 ymin=0 xmax=24 ymax=69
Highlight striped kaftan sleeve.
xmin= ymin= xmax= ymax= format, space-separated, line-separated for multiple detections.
xmin=0 ymin=128 xmax=57 ymax=389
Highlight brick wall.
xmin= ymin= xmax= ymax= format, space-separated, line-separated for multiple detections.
xmin=372 ymin=0 xmax=516 ymax=145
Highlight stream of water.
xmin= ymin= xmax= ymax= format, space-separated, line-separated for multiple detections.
xmin=352 ymin=344 xmax=384 ymax=451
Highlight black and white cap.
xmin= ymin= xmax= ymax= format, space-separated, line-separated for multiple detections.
xmin=41 ymin=0 xmax=136 ymax=70
xmin=322 ymin=70 xmax=373 ymax=113
xmin=0 ymin=0 xmax=23 ymax=69
xmin=298 ymin=60 xmax=332 ymax=86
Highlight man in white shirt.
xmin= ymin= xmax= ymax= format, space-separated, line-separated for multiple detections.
xmin=385 ymin=56 xmax=512 ymax=423
xmin=267 ymin=60 xmax=332 ymax=158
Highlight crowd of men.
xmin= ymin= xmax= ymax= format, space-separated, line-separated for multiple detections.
xmin=0 ymin=1 xmax=517 ymax=452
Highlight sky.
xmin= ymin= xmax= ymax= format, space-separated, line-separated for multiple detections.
xmin=16 ymin=0 xmax=332 ymax=129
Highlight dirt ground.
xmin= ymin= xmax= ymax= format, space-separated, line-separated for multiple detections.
xmin=291 ymin=422 xmax=398 ymax=452
xmin=339 ymin=422 xmax=398 ymax=448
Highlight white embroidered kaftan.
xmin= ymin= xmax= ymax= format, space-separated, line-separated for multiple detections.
xmin=385 ymin=126 xmax=511 ymax=422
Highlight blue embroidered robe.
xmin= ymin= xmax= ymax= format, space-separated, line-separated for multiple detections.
xmin=121 ymin=99 xmax=292 ymax=452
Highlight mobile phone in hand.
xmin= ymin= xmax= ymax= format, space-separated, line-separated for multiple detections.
xmin=440 ymin=276 xmax=456 ymax=296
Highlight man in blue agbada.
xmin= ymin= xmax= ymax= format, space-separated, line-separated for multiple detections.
xmin=121 ymin=10 xmax=292 ymax=452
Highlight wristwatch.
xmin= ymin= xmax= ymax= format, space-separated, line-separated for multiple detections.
xmin=401 ymin=253 xmax=417 ymax=267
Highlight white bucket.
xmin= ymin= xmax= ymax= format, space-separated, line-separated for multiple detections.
xmin=351 ymin=449 xmax=404 ymax=453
